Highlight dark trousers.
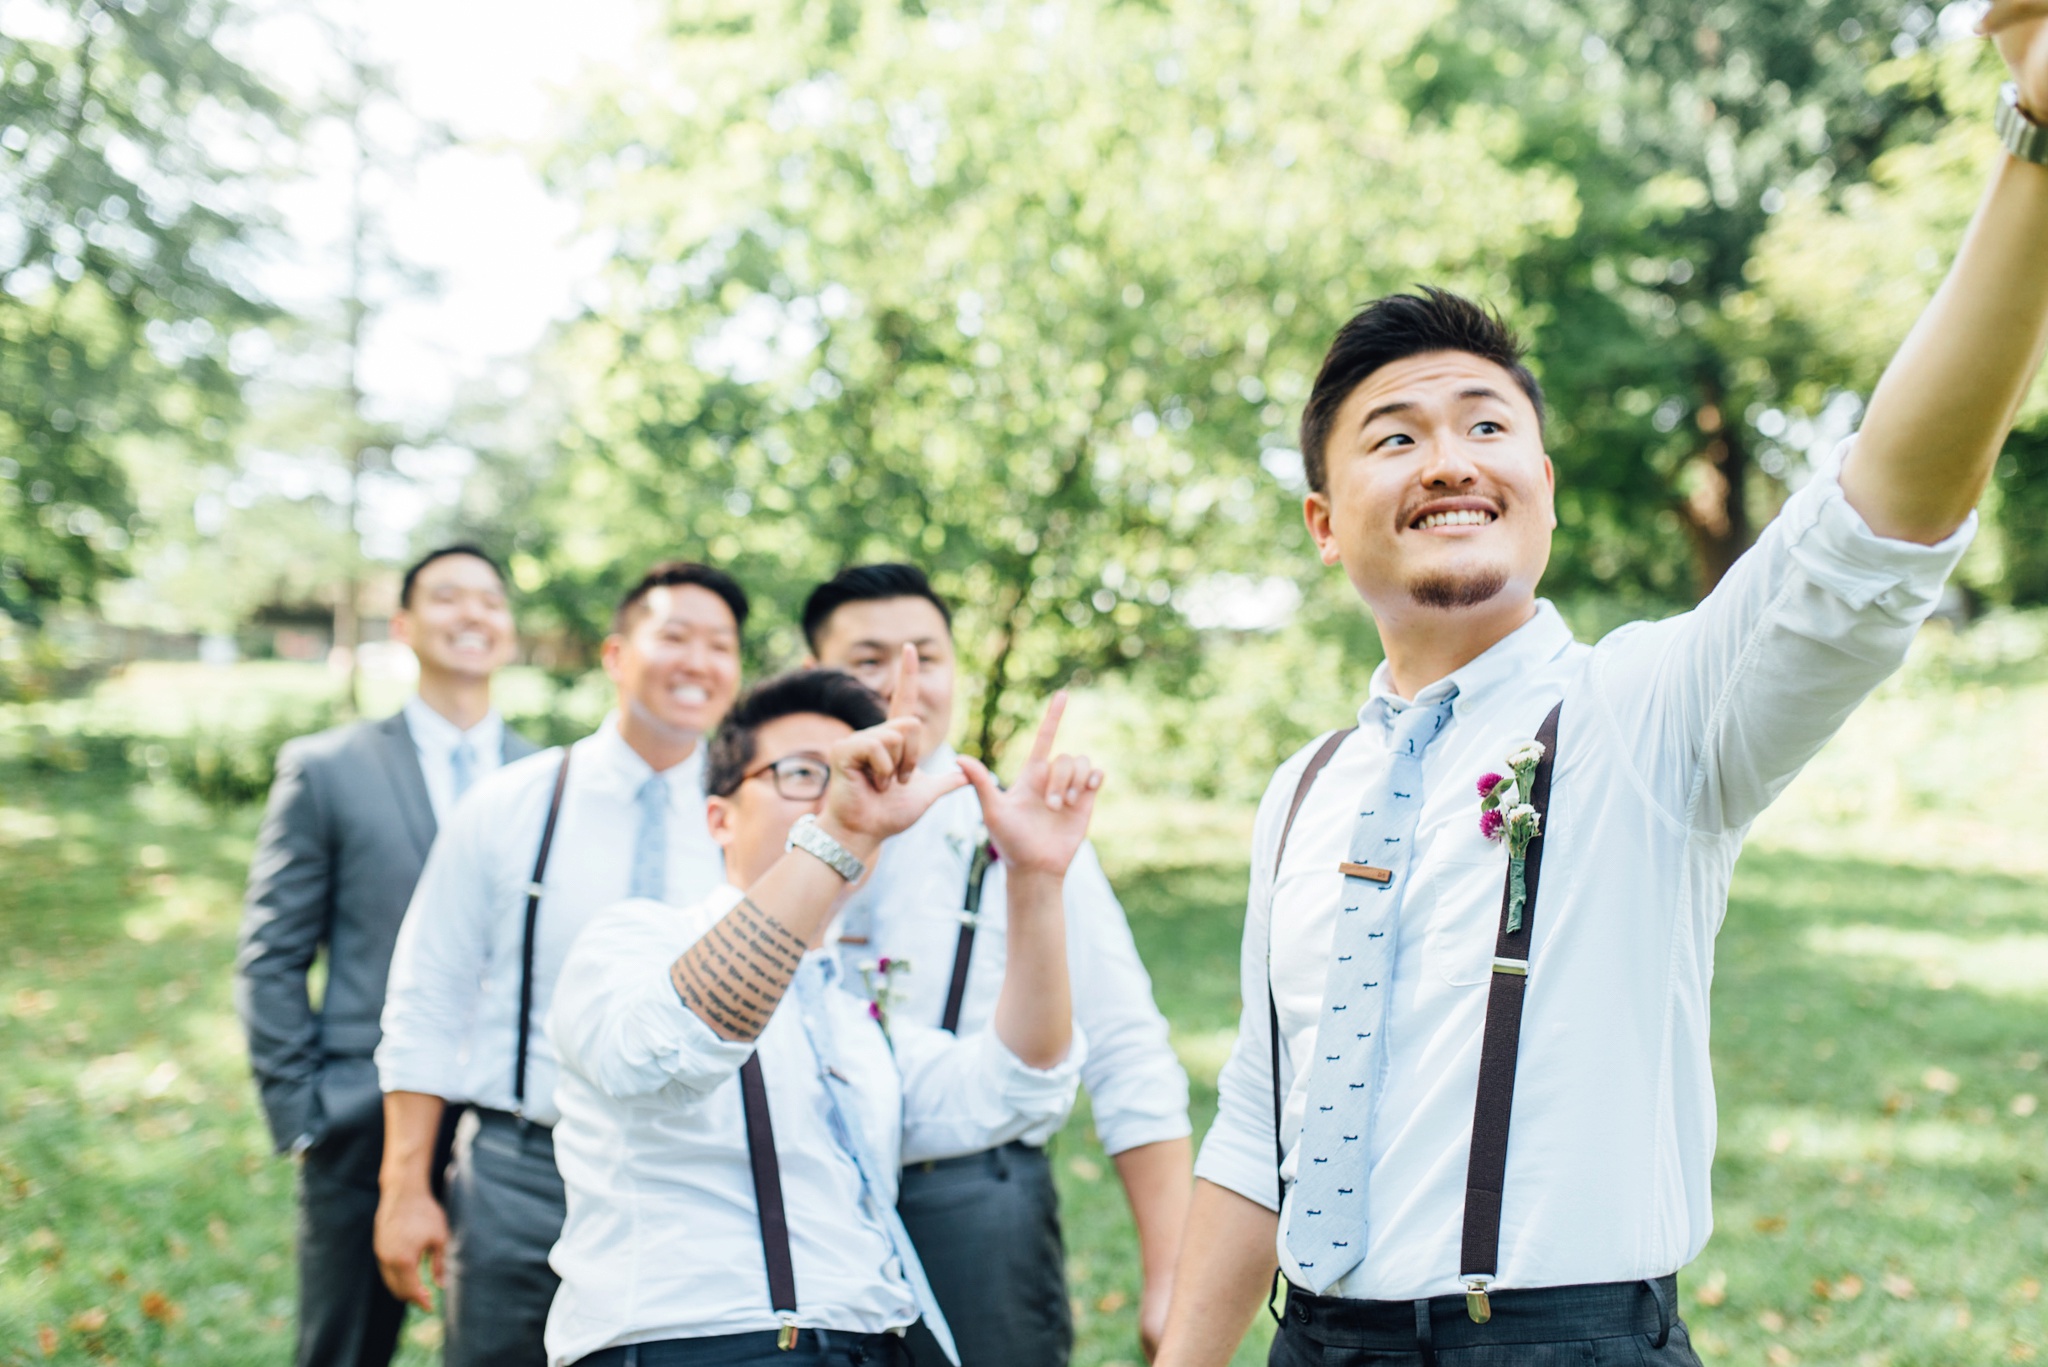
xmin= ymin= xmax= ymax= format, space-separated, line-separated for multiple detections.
xmin=1269 ymin=1276 xmax=1704 ymax=1367
xmin=296 ymin=1112 xmax=406 ymax=1367
xmin=445 ymin=1109 xmax=567 ymax=1367
xmin=897 ymin=1141 xmax=1071 ymax=1367
xmin=577 ymin=1329 xmax=908 ymax=1366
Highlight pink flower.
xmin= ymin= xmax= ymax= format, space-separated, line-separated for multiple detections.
xmin=868 ymin=1000 xmax=883 ymax=1021
xmin=1476 ymin=772 xmax=1506 ymax=800
xmin=877 ymin=956 xmax=893 ymax=974
xmin=1479 ymin=807 xmax=1506 ymax=841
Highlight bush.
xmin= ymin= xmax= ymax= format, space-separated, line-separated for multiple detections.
xmin=156 ymin=704 xmax=341 ymax=809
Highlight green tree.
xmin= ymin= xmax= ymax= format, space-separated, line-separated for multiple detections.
xmin=0 ymin=0 xmax=280 ymax=624
xmin=535 ymin=0 xmax=1573 ymax=760
xmin=1407 ymin=0 xmax=1955 ymax=596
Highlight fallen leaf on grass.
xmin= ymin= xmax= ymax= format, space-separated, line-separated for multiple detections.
xmin=1065 ymin=1157 xmax=1102 ymax=1182
xmin=1923 ymin=1067 xmax=1961 ymax=1096
xmin=1835 ymin=1274 xmax=1864 ymax=1300
xmin=36 ymin=1325 xmax=57 ymax=1356
xmin=2020 ymin=1278 xmax=2041 ymax=1301
xmin=140 ymin=1290 xmax=180 ymax=1323
xmin=1754 ymin=1215 xmax=1787 ymax=1233
xmin=1758 ymin=1310 xmax=1786 ymax=1333
xmin=1694 ymin=1269 xmax=1728 ymax=1307
xmin=1767 ymin=1346 xmax=1797 ymax=1366
xmin=2009 ymin=1343 xmax=2037 ymax=1362
xmin=68 ymin=1308 xmax=107 ymax=1333
xmin=1883 ymin=1274 xmax=1917 ymax=1300
xmin=2012 ymin=1094 xmax=2038 ymax=1117
xmin=1096 ymin=1290 xmax=1128 ymax=1313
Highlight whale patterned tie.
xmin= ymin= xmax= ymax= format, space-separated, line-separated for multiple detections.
xmin=1285 ymin=691 xmax=1457 ymax=1293
xmin=631 ymin=774 xmax=668 ymax=900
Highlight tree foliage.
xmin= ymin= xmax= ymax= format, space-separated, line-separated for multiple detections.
xmin=0 ymin=0 xmax=280 ymax=624
xmin=532 ymin=0 xmax=1572 ymax=758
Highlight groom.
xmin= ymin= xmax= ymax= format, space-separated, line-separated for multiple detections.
xmin=1157 ymin=11 xmax=2048 ymax=1366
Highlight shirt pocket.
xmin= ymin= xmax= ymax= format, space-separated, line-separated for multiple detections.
xmin=1419 ymin=855 xmax=1511 ymax=987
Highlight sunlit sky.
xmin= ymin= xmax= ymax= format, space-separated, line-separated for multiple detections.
xmin=242 ymin=0 xmax=649 ymax=427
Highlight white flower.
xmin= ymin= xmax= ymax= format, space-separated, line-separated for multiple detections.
xmin=1505 ymin=740 xmax=1546 ymax=768
xmin=858 ymin=958 xmax=880 ymax=975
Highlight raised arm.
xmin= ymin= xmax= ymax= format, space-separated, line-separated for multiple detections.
xmin=1844 ymin=9 xmax=2048 ymax=542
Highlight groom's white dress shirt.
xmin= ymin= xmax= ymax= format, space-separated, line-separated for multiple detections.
xmin=543 ymin=886 xmax=1086 ymax=1367
xmin=377 ymin=717 xmax=725 ymax=1124
xmin=400 ymin=696 xmax=504 ymax=825
xmin=834 ymin=762 xmax=1190 ymax=1157
xmin=1194 ymin=448 xmax=1972 ymax=1301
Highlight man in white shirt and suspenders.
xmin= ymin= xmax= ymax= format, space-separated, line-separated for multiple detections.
xmin=802 ymin=564 xmax=1193 ymax=1365
xmin=545 ymin=660 xmax=1103 ymax=1366
xmin=373 ymin=561 xmax=748 ymax=1366
xmin=1157 ymin=15 xmax=2048 ymax=1363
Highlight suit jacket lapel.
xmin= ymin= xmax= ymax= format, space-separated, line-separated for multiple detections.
xmin=373 ymin=713 xmax=437 ymax=858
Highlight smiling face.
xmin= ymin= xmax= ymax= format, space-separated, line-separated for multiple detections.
xmin=603 ymin=584 xmax=743 ymax=754
xmin=705 ymin=711 xmax=852 ymax=889
xmin=1304 ymin=349 xmax=1556 ymax=625
xmin=390 ymin=552 xmax=516 ymax=684
xmin=806 ymin=596 xmax=956 ymax=758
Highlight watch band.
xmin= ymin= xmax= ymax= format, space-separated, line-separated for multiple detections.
xmin=1996 ymin=83 xmax=2048 ymax=166
xmin=786 ymin=813 xmax=866 ymax=882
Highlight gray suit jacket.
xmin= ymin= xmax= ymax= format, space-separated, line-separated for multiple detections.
xmin=234 ymin=710 xmax=537 ymax=1153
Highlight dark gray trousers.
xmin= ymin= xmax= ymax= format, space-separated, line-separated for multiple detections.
xmin=897 ymin=1142 xmax=1070 ymax=1367
xmin=1268 ymin=1276 xmax=1705 ymax=1367
xmin=445 ymin=1109 xmax=567 ymax=1367
xmin=296 ymin=1111 xmax=407 ymax=1367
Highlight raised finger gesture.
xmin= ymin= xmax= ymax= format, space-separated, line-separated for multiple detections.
xmin=1983 ymin=0 xmax=2048 ymax=116
xmin=958 ymin=691 xmax=1105 ymax=878
xmin=823 ymin=645 xmax=967 ymax=843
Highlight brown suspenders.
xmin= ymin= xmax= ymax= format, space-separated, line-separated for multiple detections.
xmin=1266 ymin=702 xmax=1563 ymax=1318
xmin=739 ymin=1052 xmax=801 ymax=1348
xmin=511 ymin=744 xmax=574 ymax=1118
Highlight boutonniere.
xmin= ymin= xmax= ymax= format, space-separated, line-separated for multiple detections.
xmin=858 ymin=956 xmax=913 ymax=1036
xmin=1476 ymin=740 xmax=1545 ymax=934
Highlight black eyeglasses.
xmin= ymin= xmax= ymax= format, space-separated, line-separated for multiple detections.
xmin=740 ymin=753 xmax=832 ymax=801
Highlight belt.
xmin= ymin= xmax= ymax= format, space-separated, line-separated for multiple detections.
xmin=577 ymin=1328 xmax=903 ymax=1365
xmin=1281 ymin=1275 xmax=1675 ymax=1366
xmin=904 ymin=1137 xmax=1041 ymax=1175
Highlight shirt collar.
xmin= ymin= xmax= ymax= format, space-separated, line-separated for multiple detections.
xmin=402 ymin=695 xmax=504 ymax=757
xmin=1360 ymin=599 xmax=1576 ymax=727
xmin=584 ymin=713 xmax=707 ymax=799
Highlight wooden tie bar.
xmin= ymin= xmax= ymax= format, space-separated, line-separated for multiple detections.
xmin=1338 ymin=861 xmax=1394 ymax=884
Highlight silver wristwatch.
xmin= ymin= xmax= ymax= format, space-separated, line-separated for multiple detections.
xmin=786 ymin=813 xmax=866 ymax=882
xmin=1997 ymin=83 xmax=2048 ymax=166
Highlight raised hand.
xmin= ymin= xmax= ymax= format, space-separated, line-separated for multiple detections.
xmin=1984 ymin=0 xmax=2048 ymax=116
xmin=958 ymin=691 xmax=1104 ymax=878
xmin=820 ymin=644 xmax=968 ymax=846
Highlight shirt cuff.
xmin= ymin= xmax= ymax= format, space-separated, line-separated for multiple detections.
xmin=1779 ymin=439 xmax=1975 ymax=619
xmin=1194 ymin=1115 xmax=1283 ymax=1213
xmin=1095 ymin=1107 xmax=1195 ymax=1157
xmin=981 ymin=1024 xmax=1089 ymax=1123
xmin=651 ymin=967 xmax=757 ymax=1093
xmin=374 ymin=1039 xmax=468 ymax=1104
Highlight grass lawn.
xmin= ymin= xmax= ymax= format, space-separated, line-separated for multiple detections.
xmin=4 ymin=653 xmax=2046 ymax=1366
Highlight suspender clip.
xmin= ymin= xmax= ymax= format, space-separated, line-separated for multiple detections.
xmin=776 ymin=1316 xmax=799 ymax=1350
xmin=1464 ymin=1278 xmax=1492 ymax=1324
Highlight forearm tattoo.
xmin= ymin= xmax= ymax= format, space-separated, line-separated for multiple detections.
xmin=670 ymin=896 xmax=808 ymax=1042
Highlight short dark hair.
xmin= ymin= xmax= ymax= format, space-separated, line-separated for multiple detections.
xmin=800 ymin=563 xmax=953 ymax=654
xmin=703 ymin=669 xmax=887 ymax=798
xmin=613 ymin=561 xmax=751 ymax=637
xmin=1298 ymin=287 xmax=1544 ymax=493
xmin=400 ymin=544 xmax=506 ymax=609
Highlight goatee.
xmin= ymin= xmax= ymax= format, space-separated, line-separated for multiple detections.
xmin=1409 ymin=568 xmax=1510 ymax=610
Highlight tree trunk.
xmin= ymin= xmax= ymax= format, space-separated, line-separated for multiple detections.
xmin=972 ymin=577 xmax=1026 ymax=767
xmin=1679 ymin=369 xmax=1750 ymax=593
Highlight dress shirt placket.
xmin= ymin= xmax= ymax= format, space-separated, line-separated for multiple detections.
xmin=790 ymin=960 xmax=961 ymax=1365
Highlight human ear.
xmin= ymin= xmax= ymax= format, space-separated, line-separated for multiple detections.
xmin=1303 ymin=492 xmax=1342 ymax=567
xmin=705 ymin=794 xmax=740 ymax=851
xmin=599 ymin=634 xmax=626 ymax=684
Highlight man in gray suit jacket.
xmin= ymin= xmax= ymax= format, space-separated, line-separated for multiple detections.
xmin=237 ymin=544 xmax=536 ymax=1367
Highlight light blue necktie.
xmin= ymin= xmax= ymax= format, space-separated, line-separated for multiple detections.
xmin=791 ymin=959 xmax=961 ymax=1365
xmin=449 ymin=740 xmax=476 ymax=804
xmin=1286 ymin=690 xmax=1457 ymax=1293
xmin=631 ymin=774 xmax=668 ymax=900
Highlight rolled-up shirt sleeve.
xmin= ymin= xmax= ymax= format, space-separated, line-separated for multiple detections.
xmin=893 ymin=1018 xmax=1088 ymax=1165
xmin=548 ymin=895 xmax=754 ymax=1103
xmin=1061 ymin=844 xmax=1192 ymax=1156
xmin=1591 ymin=440 xmax=1974 ymax=836
xmin=1192 ymin=748 xmax=1310 ymax=1212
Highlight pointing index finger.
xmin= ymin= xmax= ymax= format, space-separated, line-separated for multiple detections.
xmin=1028 ymin=690 xmax=1069 ymax=767
xmin=888 ymin=643 xmax=919 ymax=721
